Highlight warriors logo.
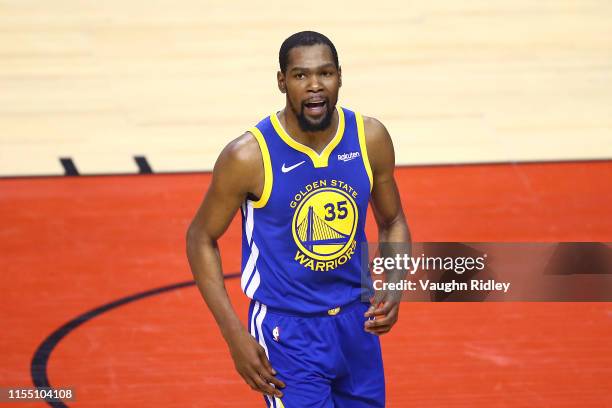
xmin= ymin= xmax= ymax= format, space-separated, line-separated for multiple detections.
xmin=291 ymin=181 xmax=359 ymax=271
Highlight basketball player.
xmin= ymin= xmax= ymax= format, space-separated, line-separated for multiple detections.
xmin=186 ymin=31 xmax=410 ymax=407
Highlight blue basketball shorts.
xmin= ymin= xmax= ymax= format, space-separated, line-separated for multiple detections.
xmin=247 ymin=299 xmax=385 ymax=408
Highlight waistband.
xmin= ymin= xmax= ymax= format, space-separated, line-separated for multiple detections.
xmin=256 ymin=298 xmax=367 ymax=318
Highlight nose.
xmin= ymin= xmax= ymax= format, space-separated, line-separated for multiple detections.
xmin=307 ymin=75 xmax=323 ymax=92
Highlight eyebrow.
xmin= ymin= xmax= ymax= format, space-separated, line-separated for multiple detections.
xmin=289 ymin=63 xmax=336 ymax=73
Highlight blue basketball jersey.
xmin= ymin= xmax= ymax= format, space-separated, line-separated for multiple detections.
xmin=240 ymin=106 xmax=373 ymax=314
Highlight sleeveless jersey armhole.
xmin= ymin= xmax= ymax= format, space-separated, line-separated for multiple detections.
xmin=248 ymin=126 xmax=273 ymax=208
xmin=355 ymin=112 xmax=373 ymax=192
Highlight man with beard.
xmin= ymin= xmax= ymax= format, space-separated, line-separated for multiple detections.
xmin=186 ymin=31 xmax=410 ymax=407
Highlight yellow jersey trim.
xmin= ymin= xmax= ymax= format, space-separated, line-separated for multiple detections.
xmin=275 ymin=397 xmax=286 ymax=408
xmin=269 ymin=106 xmax=346 ymax=168
xmin=249 ymin=126 xmax=273 ymax=208
xmin=327 ymin=307 xmax=341 ymax=316
xmin=355 ymin=112 xmax=373 ymax=192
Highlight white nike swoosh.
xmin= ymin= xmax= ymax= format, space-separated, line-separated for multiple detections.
xmin=281 ymin=160 xmax=306 ymax=173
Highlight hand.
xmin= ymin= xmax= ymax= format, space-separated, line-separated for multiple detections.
xmin=226 ymin=328 xmax=285 ymax=398
xmin=363 ymin=291 xmax=401 ymax=336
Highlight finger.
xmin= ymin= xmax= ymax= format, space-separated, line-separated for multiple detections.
xmin=365 ymin=299 xmax=389 ymax=317
xmin=364 ymin=310 xmax=398 ymax=332
xmin=372 ymin=299 xmax=401 ymax=317
xmin=264 ymin=375 xmax=286 ymax=391
xmin=259 ymin=353 xmax=279 ymax=378
xmin=259 ymin=347 xmax=285 ymax=388
xmin=365 ymin=296 xmax=387 ymax=317
xmin=365 ymin=309 xmax=398 ymax=328
xmin=364 ymin=318 xmax=394 ymax=331
xmin=367 ymin=326 xmax=392 ymax=336
xmin=247 ymin=364 xmax=283 ymax=397
xmin=260 ymin=372 xmax=285 ymax=395
xmin=252 ymin=372 xmax=282 ymax=397
xmin=259 ymin=360 xmax=285 ymax=389
xmin=261 ymin=353 xmax=285 ymax=388
xmin=365 ymin=311 xmax=389 ymax=327
xmin=364 ymin=304 xmax=376 ymax=317
xmin=258 ymin=352 xmax=286 ymax=389
xmin=374 ymin=300 xmax=396 ymax=315
xmin=243 ymin=375 xmax=259 ymax=392
xmin=365 ymin=319 xmax=392 ymax=331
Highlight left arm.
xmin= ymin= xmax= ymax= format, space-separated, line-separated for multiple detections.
xmin=362 ymin=116 xmax=411 ymax=335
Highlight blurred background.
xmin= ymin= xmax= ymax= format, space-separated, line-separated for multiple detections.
xmin=1 ymin=0 xmax=611 ymax=176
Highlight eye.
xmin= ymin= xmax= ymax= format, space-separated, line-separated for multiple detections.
xmin=322 ymin=71 xmax=333 ymax=77
xmin=295 ymin=73 xmax=305 ymax=79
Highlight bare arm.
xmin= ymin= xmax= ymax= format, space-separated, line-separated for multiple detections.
xmin=186 ymin=132 xmax=284 ymax=398
xmin=362 ymin=116 xmax=411 ymax=335
xmin=367 ymin=117 xmax=411 ymax=247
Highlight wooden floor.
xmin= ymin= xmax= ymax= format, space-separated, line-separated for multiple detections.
xmin=1 ymin=0 xmax=611 ymax=176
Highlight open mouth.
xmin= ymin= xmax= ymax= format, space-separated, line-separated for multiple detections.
xmin=303 ymin=100 xmax=327 ymax=115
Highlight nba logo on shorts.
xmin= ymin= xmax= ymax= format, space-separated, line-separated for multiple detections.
xmin=273 ymin=326 xmax=280 ymax=342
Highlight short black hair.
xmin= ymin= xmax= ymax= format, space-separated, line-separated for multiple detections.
xmin=279 ymin=31 xmax=339 ymax=73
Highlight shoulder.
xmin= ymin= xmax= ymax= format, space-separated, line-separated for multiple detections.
xmin=361 ymin=115 xmax=395 ymax=176
xmin=212 ymin=131 xmax=263 ymax=193
xmin=216 ymin=131 xmax=262 ymax=170
xmin=362 ymin=116 xmax=391 ymax=144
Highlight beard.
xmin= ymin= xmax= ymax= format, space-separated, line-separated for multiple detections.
xmin=288 ymin=98 xmax=335 ymax=132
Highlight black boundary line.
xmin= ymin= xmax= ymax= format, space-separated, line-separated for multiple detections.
xmin=134 ymin=156 xmax=153 ymax=174
xmin=2 ymin=158 xmax=611 ymax=180
xmin=30 ymin=273 xmax=240 ymax=408
xmin=59 ymin=158 xmax=79 ymax=176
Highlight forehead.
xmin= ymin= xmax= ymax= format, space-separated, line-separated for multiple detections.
xmin=286 ymin=44 xmax=335 ymax=70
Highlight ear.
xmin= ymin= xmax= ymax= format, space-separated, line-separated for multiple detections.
xmin=338 ymin=65 xmax=342 ymax=88
xmin=277 ymin=71 xmax=286 ymax=93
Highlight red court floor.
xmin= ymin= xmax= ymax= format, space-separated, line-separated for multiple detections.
xmin=1 ymin=161 xmax=611 ymax=407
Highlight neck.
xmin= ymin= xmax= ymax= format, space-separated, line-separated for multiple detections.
xmin=279 ymin=106 xmax=339 ymax=153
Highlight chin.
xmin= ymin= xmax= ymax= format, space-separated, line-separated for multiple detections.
xmin=298 ymin=108 xmax=335 ymax=132
xmin=298 ymin=116 xmax=332 ymax=132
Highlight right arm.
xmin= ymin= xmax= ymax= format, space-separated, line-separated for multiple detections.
xmin=185 ymin=132 xmax=285 ymax=398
